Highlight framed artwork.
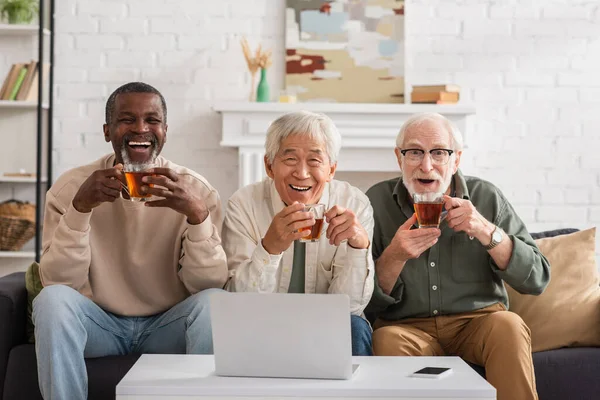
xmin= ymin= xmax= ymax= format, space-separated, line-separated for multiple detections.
xmin=285 ymin=0 xmax=405 ymax=103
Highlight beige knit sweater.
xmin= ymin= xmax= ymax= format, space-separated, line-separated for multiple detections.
xmin=40 ymin=154 xmax=228 ymax=316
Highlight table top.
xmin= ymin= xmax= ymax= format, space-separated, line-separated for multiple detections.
xmin=116 ymin=355 xmax=496 ymax=398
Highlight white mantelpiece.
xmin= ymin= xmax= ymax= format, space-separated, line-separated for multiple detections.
xmin=214 ymin=102 xmax=476 ymax=188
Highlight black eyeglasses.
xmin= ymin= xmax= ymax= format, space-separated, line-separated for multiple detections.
xmin=399 ymin=148 xmax=454 ymax=165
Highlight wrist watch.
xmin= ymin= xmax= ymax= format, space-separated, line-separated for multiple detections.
xmin=485 ymin=226 xmax=504 ymax=250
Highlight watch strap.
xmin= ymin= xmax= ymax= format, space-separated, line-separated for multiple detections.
xmin=485 ymin=226 xmax=502 ymax=250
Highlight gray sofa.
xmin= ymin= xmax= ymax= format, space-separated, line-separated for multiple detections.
xmin=0 ymin=230 xmax=599 ymax=399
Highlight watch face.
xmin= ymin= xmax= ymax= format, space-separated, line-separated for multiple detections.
xmin=492 ymin=229 xmax=503 ymax=243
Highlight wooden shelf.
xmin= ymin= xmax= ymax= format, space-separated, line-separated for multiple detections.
xmin=0 ymin=176 xmax=47 ymax=183
xmin=0 ymin=100 xmax=49 ymax=109
xmin=0 ymin=24 xmax=50 ymax=36
xmin=0 ymin=250 xmax=35 ymax=258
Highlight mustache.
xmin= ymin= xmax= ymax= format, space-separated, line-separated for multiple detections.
xmin=412 ymin=171 xmax=442 ymax=180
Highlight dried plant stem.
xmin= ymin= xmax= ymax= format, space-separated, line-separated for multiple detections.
xmin=249 ymin=72 xmax=256 ymax=101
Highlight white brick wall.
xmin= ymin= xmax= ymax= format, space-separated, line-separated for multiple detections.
xmin=53 ymin=0 xmax=600 ymax=256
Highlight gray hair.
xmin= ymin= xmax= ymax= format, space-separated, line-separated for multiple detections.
xmin=395 ymin=112 xmax=464 ymax=150
xmin=264 ymin=111 xmax=342 ymax=164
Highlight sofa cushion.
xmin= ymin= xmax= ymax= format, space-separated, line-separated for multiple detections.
xmin=533 ymin=347 xmax=600 ymax=400
xmin=3 ymin=343 xmax=141 ymax=400
xmin=506 ymin=228 xmax=600 ymax=352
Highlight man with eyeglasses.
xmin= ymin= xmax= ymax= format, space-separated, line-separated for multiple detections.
xmin=365 ymin=112 xmax=549 ymax=400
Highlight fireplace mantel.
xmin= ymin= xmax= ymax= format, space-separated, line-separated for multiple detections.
xmin=214 ymin=102 xmax=476 ymax=188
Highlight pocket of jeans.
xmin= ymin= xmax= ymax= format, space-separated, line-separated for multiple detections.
xmin=451 ymin=233 xmax=492 ymax=283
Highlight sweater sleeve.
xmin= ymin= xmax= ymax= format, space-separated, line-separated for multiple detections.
xmin=178 ymin=187 xmax=229 ymax=294
xmin=39 ymin=190 xmax=93 ymax=291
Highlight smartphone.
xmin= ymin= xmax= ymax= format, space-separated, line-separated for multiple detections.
xmin=410 ymin=367 xmax=453 ymax=379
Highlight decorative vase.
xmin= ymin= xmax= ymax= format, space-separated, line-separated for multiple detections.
xmin=256 ymin=68 xmax=270 ymax=102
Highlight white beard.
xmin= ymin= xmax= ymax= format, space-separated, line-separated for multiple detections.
xmin=402 ymin=171 xmax=453 ymax=196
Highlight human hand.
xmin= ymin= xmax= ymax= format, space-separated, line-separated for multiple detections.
xmin=72 ymin=164 xmax=125 ymax=213
xmin=324 ymin=205 xmax=369 ymax=249
xmin=141 ymin=168 xmax=209 ymax=224
xmin=388 ymin=214 xmax=441 ymax=262
xmin=262 ymin=202 xmax=315 ymax=255
xmin=443 ymin=195 xmax=494 ymax=244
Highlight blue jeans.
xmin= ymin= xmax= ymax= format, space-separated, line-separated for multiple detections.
xmin=32 ymin=284 xmax=222 ymax=400
xmin=351 ymin=315 xmax=373 ymax=356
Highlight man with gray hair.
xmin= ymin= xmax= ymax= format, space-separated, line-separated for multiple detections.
xmin=222 ymin=111 xmax=375 ymax=356
xmin=365 ymin=112 xmax=550 ymax=400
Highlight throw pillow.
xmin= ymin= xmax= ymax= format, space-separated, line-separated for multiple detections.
xmin=25 ymin=261 xmax=43 ymax=344
xmin=506 ymin=228 xmax=600 ymax=352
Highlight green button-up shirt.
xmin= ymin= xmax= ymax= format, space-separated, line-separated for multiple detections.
xmin=365 ymin=170 xmax=550 ymax=321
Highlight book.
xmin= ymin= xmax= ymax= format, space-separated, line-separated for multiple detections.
xmin=411 ymin=91 xmax=460 ymax=103
xmin=1 ymin=63 xmax=25 ymax=100
xmin=0 ymin=64 xmax=17 ymax=99
xmin=16 ymin=61 xmax=38 ymax=101
xmin=412 ymin=84 xmax=461 ymax=93
xmin=8 ymin=66 xmax=27 ymax=100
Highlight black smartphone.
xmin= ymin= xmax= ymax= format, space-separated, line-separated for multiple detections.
xmin=410 ymin=367 xmax=453 ymax=379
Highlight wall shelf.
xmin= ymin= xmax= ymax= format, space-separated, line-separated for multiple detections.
xmin=0 ymin=176 xmax=47 ymax=183
xmin=0 ymin=100 xmax=49 ymax=109
xmin=0 ymin=24 xmax=50 ymax=36
xmin=0 ymin=251 xmax=35 ymax=258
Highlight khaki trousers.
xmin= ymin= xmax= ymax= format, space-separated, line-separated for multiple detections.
xmin=373 ymin=304 xmax=537 ymax=400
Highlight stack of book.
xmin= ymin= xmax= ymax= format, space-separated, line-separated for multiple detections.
xmin=411 ymin=84 xmax=460 ymax=104
xmin=0 ymin=61 xmax=40 ymax=101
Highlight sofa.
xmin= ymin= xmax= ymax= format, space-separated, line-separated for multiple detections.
xmin=1 ymin=230 xmax=599 ymax=400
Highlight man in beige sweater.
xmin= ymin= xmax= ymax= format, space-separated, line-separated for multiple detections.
xmin=33 ymin=82 xmax=228 ymax=400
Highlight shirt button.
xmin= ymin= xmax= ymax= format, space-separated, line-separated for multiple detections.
xmin=263 ymin=258 xmax=269 ymax=264
xmin=430 ymin=262 xmax=435 ymax=267
xmin=433 ymin=310 xmax=438 ymax=315
xmin=432 ymin=285 xmax=438 ymax=290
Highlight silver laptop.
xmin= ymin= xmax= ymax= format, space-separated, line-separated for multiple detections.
xmin=210 ymin=292 xmax=355 ymax=380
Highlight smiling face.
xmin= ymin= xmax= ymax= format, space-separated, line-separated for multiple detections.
xmin=103 ymin=92 xmax=167 ymax=165
xmin=265 ymin=134 xmax=336 ymax=205
xmin=396 ymin=119 xmax=462 ymax=196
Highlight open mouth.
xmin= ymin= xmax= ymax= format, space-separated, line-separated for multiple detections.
xmin=417 ymin=179 xmax=436 ymax=185
xmin=289 ymin=184 xmax=311 ymax=192
xmin=127 ymin=140 xmax=152 ymax=152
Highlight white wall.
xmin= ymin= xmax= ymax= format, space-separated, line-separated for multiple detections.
xmin=53 ymin=0 xmax=600 ymax=252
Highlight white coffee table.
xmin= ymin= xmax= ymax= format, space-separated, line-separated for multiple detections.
xmin=116 ymin=355 xmax=496 ymax=400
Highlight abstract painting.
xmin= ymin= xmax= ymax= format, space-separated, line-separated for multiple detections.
xmin=285 ymin=0 xmax=405 ymax=103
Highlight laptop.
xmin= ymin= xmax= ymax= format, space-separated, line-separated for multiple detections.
xmin=210 ymin=292 xmax=355 ymax=380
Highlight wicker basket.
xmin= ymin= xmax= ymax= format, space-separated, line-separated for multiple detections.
xmin=0 ymin=200 xmax=36 ymax=251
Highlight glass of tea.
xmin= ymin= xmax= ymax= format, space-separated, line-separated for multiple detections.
xmin=300 ymin=204 xmax=325 ymax=243
xmin=413 ymin=192 xmax=444 ymax=229
xmin=123 ymin=161 xmax=156 ymax=202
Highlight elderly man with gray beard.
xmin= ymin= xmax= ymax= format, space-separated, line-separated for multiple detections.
xmin=365 ymin=112 xmax=550 ymax=400
xmin=33 ymin=82 xmax=228 ymax=400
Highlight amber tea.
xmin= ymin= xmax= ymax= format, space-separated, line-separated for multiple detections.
xmin=413 ymin=192 xmax=444 ymax=228
xmin=301 ymin=218 xmax=324 ymax=241
xmin=124 ymin=171 xmax=154 ymax=201
xmin=414 ymin=202 xmax=444 ymax=228
xmin=299 ymin=204 xmax=326 ymax=243
xmin=123 ymin=161 xmax=156 ymax=202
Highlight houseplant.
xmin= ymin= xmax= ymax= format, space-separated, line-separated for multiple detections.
xmin=0 ymin=0 xmax=38 ymax=25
